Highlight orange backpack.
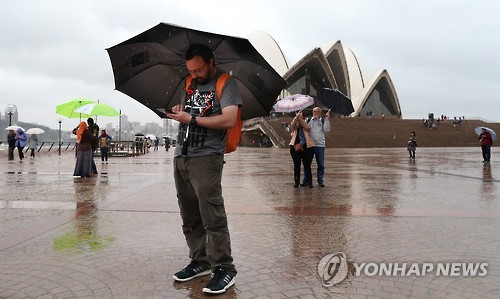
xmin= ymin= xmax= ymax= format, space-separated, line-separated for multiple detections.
xmin=185 ymin=73 xmax=242 ymax=153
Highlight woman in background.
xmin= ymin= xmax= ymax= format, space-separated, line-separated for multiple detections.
xmin=289 ymin=110 xmax=315 ymax=188
xmin=73 ymin=121 xmax=93 ymax=178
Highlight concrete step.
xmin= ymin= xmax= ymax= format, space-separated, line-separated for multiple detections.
xmin=242 ymin=117 xmax=500 ymax=148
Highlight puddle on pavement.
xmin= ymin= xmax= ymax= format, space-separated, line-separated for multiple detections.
xmin=53 ymin=201 xmax=114 ymax=253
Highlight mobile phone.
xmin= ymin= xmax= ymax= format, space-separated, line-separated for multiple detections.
xmin=157 ymin=108 xmax=174 ymax=115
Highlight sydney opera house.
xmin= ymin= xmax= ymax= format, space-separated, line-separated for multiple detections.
xmin=248 ymin=31 xmax=401 ymax=118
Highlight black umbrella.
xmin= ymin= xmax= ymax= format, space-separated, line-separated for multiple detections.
xmin=106 ymin=23 xmax=287 ymax=121
xmin=317 ymin=88 xmax=355 ymax=116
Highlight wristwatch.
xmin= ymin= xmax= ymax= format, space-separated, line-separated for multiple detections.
xmin=189 ymin=116 xmax=197 ymax=126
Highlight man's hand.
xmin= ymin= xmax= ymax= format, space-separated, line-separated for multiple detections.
xmin=166 ymin=104 xmax=238 ymax=129
xmin=166 ymin=104 xmax=191 ymax=124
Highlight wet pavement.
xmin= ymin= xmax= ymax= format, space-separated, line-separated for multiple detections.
xmin=0 ymin=147 xmax=499 ymax=298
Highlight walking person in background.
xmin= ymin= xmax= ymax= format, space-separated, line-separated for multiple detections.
xmin=7 ymin=130 xmax=16 ymax=160
xmin=289 ymin=110 xmax=315 ymax=188
xmin=164 ymin=137 xmax=170 ymax=151
xmin=73 ymin=121 xmax=93 ymax=178
xmin=407 ymin=131 xmax=417 ymax=159
xmin=479 ymin=127 xmax=493 ymax=162
xmin=99 ymin=129 xmax=112 ymax=164
xmin=14 ymin=128 xmax=28 ymax=161
xmin=302 ymin=107 xmax=330 ymax=187
xmin=27 ymin=133 xmax=38 ymax=159
xmin=154 ymin=137 xmax=159 ymax=151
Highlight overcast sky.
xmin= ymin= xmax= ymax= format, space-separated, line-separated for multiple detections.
xmin=1 ymin=0 xmax=499 ymax=131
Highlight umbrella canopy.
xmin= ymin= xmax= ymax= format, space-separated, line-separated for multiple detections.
xmin=56 ymin=99 xmax=95 ymax=119
xmin=475 ymin=127 xmax=497 ymax=141
xmin=317 ymin=88 xmax=354 ymax=116
xmin=106 ymin=23 xmax=287 ymax=121
xmin=5 ymin=125 xmax=24 ymax=131
xmin=74 ymin=103 xmax=120 ymax=117
xmin=26 ymin=128 xmax=45 ymax=135
xmin=145 ymin=134 xmax=157 ymax=140
xmin=273 ymin=94 xmax=314 ymax=113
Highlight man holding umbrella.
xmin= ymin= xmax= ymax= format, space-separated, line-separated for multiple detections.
xmin=479 ymin=127 xmax=493 ymax=162
xmin=167 ymin=44 xmax=241 ymax=295
xmin=302 ymin=107 xmax=331 ymax=187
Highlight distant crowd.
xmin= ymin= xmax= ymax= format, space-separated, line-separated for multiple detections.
xmin=423 ymin=114 xmax=467 ymax=130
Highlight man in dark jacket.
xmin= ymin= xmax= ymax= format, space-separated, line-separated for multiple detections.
xmin=7 ymin=130 xmax=16 ymax=160
xmin=87 ymin=118 xmax=99 ymax=173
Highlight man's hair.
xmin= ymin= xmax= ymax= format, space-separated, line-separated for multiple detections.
xmin=185 ymin=44 xmax=214 ymax=65
xmin=87 ymin=117 xmax=94 ymax=125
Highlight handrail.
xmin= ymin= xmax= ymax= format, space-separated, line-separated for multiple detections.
xmin=3 ymin=140 xmax=151 ymax=156
xmin=251 ymin=117 xmax=286 ymax=148
xmin=464 ymin=117 xmax=497 ymax=123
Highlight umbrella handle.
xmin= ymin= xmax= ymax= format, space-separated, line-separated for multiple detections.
xmin=181 ymin=109 xmax=193 ymax=155
xmin=181 ymin=139 xmax=189 ymax=155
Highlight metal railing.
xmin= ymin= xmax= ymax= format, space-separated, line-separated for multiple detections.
xmin=243 ymin=117 xmax=286 ymax=148
xmin=3 ymin=140 xmax=151 ymax=157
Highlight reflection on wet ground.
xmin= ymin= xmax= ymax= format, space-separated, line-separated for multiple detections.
xmin=0 ymin=147 xmax=499 ymax=298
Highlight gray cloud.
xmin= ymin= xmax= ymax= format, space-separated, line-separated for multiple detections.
xmin=1 ymin=0 xmax=499 ymax=131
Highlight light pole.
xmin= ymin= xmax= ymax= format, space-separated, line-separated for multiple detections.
xmin=57 ymin=118 xmax=63 ymax=155
xmin=119 ymin=109 xmax=122 ymax=141
xmin=6 ymin=105 xmax=15 ymax=126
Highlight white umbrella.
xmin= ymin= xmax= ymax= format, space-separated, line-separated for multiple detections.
xmin=145 ymin=134 xmax=157 ymax=140
xmin=475 ymin=127 xmax=497 ymax=141
xmin=5 ymin=125 xmax=24 ymax=131
xmin=26 ymin=128 xmax=45 ymax=134
xmin=273 ymin=94 xmax=315 ymax=113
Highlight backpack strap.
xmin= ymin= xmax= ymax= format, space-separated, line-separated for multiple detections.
xmin=307 ymin=117 xmax=325 ymax=125
xmin=185 ymin=75 xmax=194 ymax=91
xmin=215 ymin=72 xmax=231 ymax=102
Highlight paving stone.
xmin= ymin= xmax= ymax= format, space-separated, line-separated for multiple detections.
xmin=0 ymin=147 xmax=499 ymax=297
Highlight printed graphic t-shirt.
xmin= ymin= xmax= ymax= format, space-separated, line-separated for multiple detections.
xmin=174 ymin=72 xmax=242 ymax=157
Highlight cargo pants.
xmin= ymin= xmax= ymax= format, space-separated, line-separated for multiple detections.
xmin=173 ymin=154 xmax=236 ymax=277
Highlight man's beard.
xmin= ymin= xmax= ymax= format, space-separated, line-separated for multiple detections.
xmin=196 ymin=77 xmax=210 ymax=85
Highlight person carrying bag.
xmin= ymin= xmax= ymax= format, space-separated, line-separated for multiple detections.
xmin=289 ymin=110 xmax=315 ymax=188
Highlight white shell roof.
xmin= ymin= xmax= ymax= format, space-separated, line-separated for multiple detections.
xmin=246 ymin=31 xmax=400 ymax=117
xmin=247 ymin=31 xmax=291 ymax=76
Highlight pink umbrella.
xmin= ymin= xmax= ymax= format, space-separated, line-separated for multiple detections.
xmin=273 ymin=94 xmax=314 ymax=113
